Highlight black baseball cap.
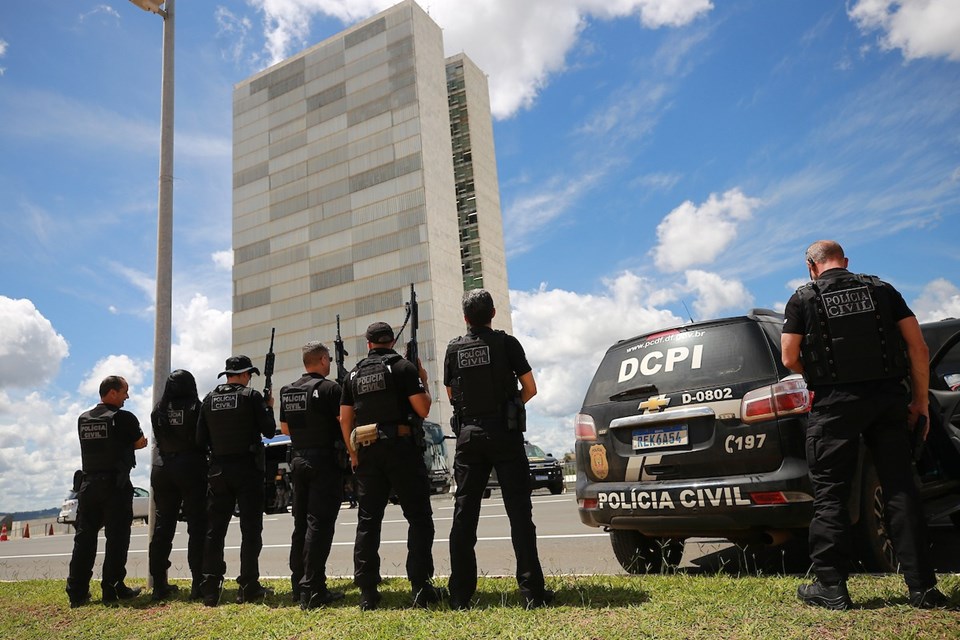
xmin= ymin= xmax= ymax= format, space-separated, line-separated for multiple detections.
xmin=218 ymin=355 xmax=261 ymax=378
xmin=365 ymin=322 xmax=395 ymax=344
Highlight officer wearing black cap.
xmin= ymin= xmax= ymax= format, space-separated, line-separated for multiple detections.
xmin=197 ymin=355 xmax=277 ymax=606
xmin=783 ymin=240 xmax=947 ymax=610
xmin=148 ymin=369 xmax=206 ymax=601
xmin=279 ymin=341 xmax=345 ymax=609
xmin=66 ymin=375 xmax=148 ymax=608
xmin=339 ymin=322 xmax=444 ymax=610
xmin=444 ymin=289 xmax=553 ymax=609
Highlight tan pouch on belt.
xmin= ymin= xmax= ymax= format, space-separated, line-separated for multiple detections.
xmin=351 ymin=424 xmax=379 ymax=449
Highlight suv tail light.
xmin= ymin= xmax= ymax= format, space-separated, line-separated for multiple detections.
xmin=741 ymin=377 xmax=811 ymax=424
xmin=575 ymin=413 xmax=597 ymax=441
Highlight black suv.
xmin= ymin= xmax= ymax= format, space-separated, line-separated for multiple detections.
xmin=574 ymin=310 xmax=960 ymax=573
xmin=485 ymin=441 xmax=564 ymax=497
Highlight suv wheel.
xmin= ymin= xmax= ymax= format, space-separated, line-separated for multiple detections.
xmin=854 ymin=459 xmax=897 ymax=572
xmin=610 ymin=530 xmax=683 ymax=574
xmin=549 ymin=481 xmax=563 ymax=495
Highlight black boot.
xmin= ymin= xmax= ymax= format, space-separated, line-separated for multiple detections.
xmin=236 ymin=582 xmax=274 ymax=604
xmin=101 ymin=582 xmax=142 ymax=604
xmin=797 ymin=580 xmax=852 ymax=610
xmin=189 ymin=576 xmax=203 ymax=601
xmin=201 ymin=575 xmax=223 ymax=608
xmin=151 ymin=576 xmax=180 ymax=601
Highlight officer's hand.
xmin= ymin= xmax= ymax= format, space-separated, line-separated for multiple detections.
xmin=417 ymin=358 xmax=428 ymax=384
xmin=266 ymin=392 xmax=275 ymax=409
xmin=350 ymin=451 xmax=359 ymax=471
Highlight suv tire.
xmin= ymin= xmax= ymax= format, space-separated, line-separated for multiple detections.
xmin=854 ymin=458 xmax=897 ymax=572
xmin=610 ymin=530 xmax=683 ymax=574
xmin=549 ymin=481 xmax=563 ymax=495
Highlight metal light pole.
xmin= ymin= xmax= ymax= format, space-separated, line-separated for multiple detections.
xmin=129 ymin=0 xmax=174 ymax=588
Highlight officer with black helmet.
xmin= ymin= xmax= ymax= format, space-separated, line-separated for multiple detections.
xmin=339 ymin=322 xmax=444 ymax=610
xmin=783 ymin=240 xmax=948 ymax=610
xmin=197 ymin=355 xmax=276 ymax=606
xmin=148 ymin=369 xmax=206 ymax=601
xmin=66 ymin=375 xmax=148 ymax=608
xmin=444 ymin=289 xmax=553 ymax=610
xmin=279 ymin=341 xmax=345 ymax=609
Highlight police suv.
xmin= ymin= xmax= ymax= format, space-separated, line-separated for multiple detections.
xmin=574 ymin=310 xmax=960 ymax=573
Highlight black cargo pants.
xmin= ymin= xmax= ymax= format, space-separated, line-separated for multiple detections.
xmin=448 ymin=425 xmax=546 ymax=604
xmin=289 ymin=448 xmax=342 ymax=595
xmin=806 ymin=393 xmax=937 ymax=589
xmin=148 ymin=451 xmax=207 ymax=584
xmin=353 ymin=436 xmax=435 ymax=590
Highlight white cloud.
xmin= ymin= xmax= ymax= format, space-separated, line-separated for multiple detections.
xmin=652 ymin=188 xmax=761 ymax=272
xmin=911 ymin=278 xmax=960 ymax=323
xmin=0 ymin=38 xmax=7 ymax=76
xmin=246 ymin=0 xmax=712 ymax=118
xmin=682 ymin=269 xmax=754 ymax=318
xmin=0 ymin=296 xmax=70 ymax=390
xmin=211 ymin=249 xmax=233 ymax=271
xmin=78 ymin=354 xmax=150 ymax=398
xmin=171 ymin=294 xmax=233 ymax=391
xmin=511 ymin=272 xmax=680 ymax=418
xmin=849 ymin=0 xmax=960 ymax=61
xmin=503 ymin=168 xmax=608 ymax=256
xmin=79 ymin=5 xmax=120 ymax=23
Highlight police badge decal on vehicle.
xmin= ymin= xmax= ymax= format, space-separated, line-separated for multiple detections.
xmin=590 ymin=444 xmax=609 ymax=480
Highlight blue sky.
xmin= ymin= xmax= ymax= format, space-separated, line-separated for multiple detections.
xmin=1 ymin=0 xmax=959 ymax=511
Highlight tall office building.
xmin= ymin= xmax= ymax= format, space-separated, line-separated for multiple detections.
xmin=231 ymin=0 xmax=510 ymax=426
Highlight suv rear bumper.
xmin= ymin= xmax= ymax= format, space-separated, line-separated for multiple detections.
xmin=577 ymin=456 xmax=813 ymax=537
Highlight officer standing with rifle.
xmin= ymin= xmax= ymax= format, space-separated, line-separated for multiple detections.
xmin=66 ymin=376 xmax=148 ymax=608
xmin=280 ymin=341 xmax=346 ymax=609
xmin=783 ymin=240 xmax=947 ymax=610
xmin=197 ymin=351 xmax=276 ymax=607
xmin=444 ymin=289 xmax=553 ymax=609
xmin=339 ymin=286 xmax=445 ymax=610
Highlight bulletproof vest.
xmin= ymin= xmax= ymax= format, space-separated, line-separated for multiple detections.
xmin=280 ymin=375 xmax=339 ymax=449
xmin=447 ymin=330 xmax=518 ymax=420
xmin=204 ymin=384 xmax=259 ymax=456
xmin=156 ymin=401 xmax=201 ymax=454
xmin=78 ymin=406 xmax=123 ymax=473
xmin=350 ymin=354 xmax=407 ymax=425
xmin=797 ymin=272 xmax=909 ymax=386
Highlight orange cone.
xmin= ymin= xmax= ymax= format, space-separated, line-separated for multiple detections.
xmin=0 ymin=524 xmax=7 ymax=541
xmin=48 ymin=523 xmax=54 ymax=536
xmin=23 ymin=523 xmax=30 ymax=539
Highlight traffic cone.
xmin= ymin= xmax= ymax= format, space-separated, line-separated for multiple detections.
xmin=23 ymin=523 xmax=30 ymax=539
xmin=48 ymin=523 xmax=54 ymax=536
xmin=0 ymin=524 xmax=7 ymax=541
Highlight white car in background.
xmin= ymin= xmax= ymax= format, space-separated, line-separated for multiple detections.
xmin=57 ymin=487 xmax=151 ymax=525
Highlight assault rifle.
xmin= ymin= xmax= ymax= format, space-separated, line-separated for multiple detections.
xmin=263 ymin=327 xmax=276 ymax=403
xmin=334 ymin=314 xmax=348 ymax=385
xmin=405 ymin=284 xmax=418 ymax=365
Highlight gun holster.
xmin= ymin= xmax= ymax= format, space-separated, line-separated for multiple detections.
xmin=505 ymin=397 xmax=527 ymax=432
xmin=450 ymin=414 xmax=462 ymax=437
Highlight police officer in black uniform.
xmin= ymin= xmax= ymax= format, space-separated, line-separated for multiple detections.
xmin=783 ymin=240 xmax=948 ymax=610
xmin=197 ymin=355 xmax=277 ymax=607
xmin=279 ymin=341 xmax=345 ymax=609
xmin=339 ymin=322 xmax=444 ymax=610
xmin=148 ymin=369 xmax=207 ymax=601
xmin=66 ymin=375 xmax=148 ymax=607
xmin=444 ymin=289 xmax=553 ymax=609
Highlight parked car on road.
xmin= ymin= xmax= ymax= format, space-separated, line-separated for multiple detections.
xmin=485 ymin=440 xmax=564 ymax=498
xmin=57 ymin=486 xmax=151 ymax=525
xmin=574 ymin=310 xmax=960 ymax=574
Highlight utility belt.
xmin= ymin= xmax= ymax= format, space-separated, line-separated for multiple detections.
xmin=160 ymin=450 xmax=204 ymax=460
xmin=351 ymin=423 xmax=414 ymax=449
xmin=452 ymin=397 xmax=526 ymax=436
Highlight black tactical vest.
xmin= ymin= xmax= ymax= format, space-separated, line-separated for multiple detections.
xmin=350 ymin=354 xmax=406 ymax=425
xmin=204 ymin=384 xmax=259 ymax=456
xmin=797 ymin=272 xmax=909 ymax=386
xmin=155 ymin=401 xmax=201 ymax=455
xmin=78 ymin=406 xmax=122 ymax=473
xmin=447 ymin=330 xmax=517 ymax=420
xmin=280 ymin=375 xmax=339 ymax=449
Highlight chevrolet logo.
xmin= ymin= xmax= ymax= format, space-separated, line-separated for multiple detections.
xmin=638 ymin=394 xmax=670 ymax=413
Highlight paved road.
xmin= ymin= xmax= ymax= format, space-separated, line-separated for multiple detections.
xmin=2 ymin=489 xmax=957 ymax=583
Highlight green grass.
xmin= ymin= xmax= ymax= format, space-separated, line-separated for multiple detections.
xmin=1 ymin=574 xmax=958 ymax=639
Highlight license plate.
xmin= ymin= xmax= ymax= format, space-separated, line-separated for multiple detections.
xmin=632 ymin=424 xmax=688 ymax=450
xmin=534 ymin=475 xmax=548 ymax=481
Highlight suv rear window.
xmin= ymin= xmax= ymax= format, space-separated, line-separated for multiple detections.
xmin=583 ymin=321 xmax=776 ymax=406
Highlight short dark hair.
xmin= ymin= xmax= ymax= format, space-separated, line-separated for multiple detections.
xmin=463 ymin=289 xmax=495 ymax=326
xmin=99 ymin=376 xmax=127 ymax=399
xmin=302 ymin=341 xmax=330 ymax=366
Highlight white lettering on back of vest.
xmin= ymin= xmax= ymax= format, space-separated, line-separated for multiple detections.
xmin=458 ymin=345 xmax=491 ymax=368
xmin=822 ymin=286 xmax=875 ymax=318
xmin=80 ymin=421 xmax=109 ymax=439
xmin=212 ymin=394 xmax=239 ymax=411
